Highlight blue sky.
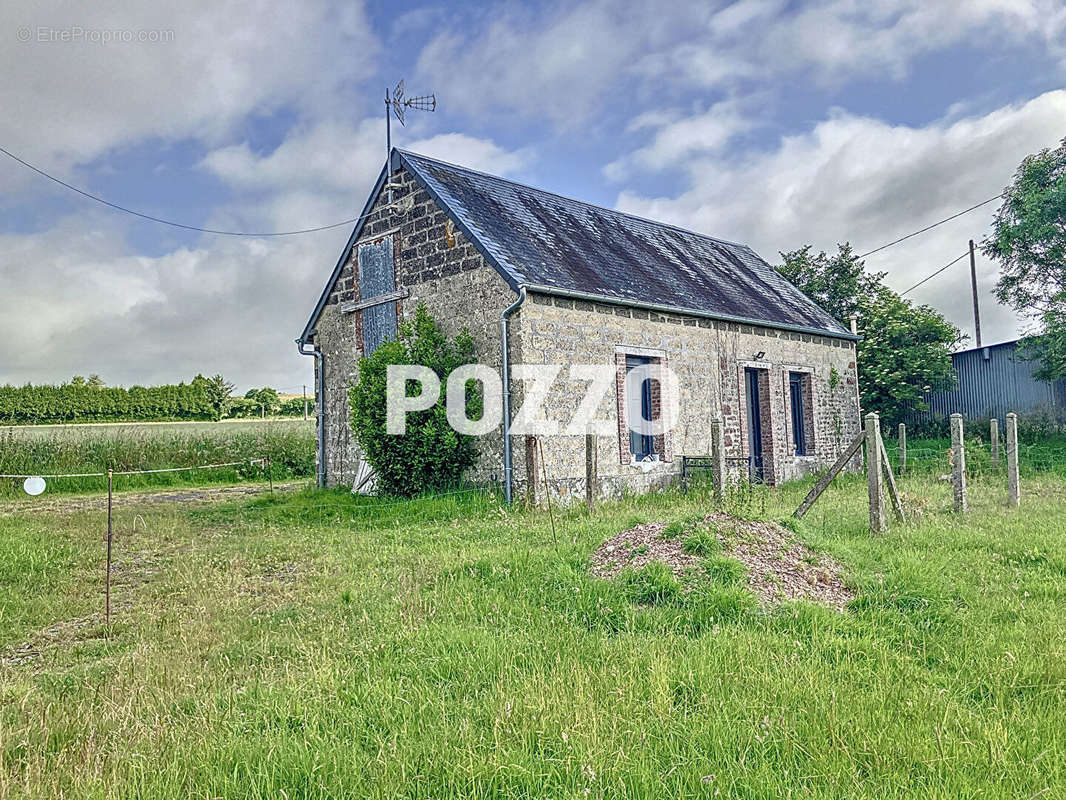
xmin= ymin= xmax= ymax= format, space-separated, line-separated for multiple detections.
xmin=2 ymin=0 xmax=1065 ymax=392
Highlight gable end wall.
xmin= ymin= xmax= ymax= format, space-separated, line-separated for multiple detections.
xmin=312 ymin=166 xmax=520 ymax=488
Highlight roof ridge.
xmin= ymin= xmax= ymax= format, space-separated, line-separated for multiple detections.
xmin=395 ymin=148 xmax=753 ymax=252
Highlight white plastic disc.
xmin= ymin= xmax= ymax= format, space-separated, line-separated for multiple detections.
xmin=23 ymin=476 xmax=46 ymax=496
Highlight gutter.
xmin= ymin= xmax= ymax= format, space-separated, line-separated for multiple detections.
xmin=500 ymin=286 xmax=527 ymax=504
xmin=296 ymin=336 xmax=326 ymax=489
xmin=520 ymin=283 xmax=860 ymax=342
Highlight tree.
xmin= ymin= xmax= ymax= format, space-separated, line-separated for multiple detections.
xmin=202 ymin=374 xmax=235 ymax=421
xmin=778 ymin=243 xmax=961 ymax=423
xmin=256 ymin=387 xmax=280 ymax=415
xmin=1016 ymin=299 xmax=1066 ymax=381
xmin=983 ymin=137 xmax=1066 ymax=379
xmin=855 ymin=286 xmax=962 ymax=422
xmin=244 ymin=387 xmax=280 ymax=417
xmin=777 ymin=243 xmax=884 ymax=326
xmin=349 ymin=304 xmax=479 ymax=497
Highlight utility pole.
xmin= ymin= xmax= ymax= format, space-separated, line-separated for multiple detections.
xmin=969 ymin=239 xmax=982 ymax=348
xmin=303 ymin=385 xmax=308 ymax=421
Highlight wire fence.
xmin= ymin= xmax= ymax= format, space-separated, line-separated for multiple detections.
xmin=0 ymin=458 xmax=279 ymax=499
xmin=883 ymin=440 xmax=1066 ymax=480
xmin=0 ymin=458 xmax=267 ymax=480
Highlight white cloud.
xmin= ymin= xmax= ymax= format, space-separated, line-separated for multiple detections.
xmin=200 ymin=122 xmax=532 ymax=232
xmin=402 ymin=133 xmax=533 ymax=176
xmin=0 ymin=1 xmax=379 ymax=171
xmin=0 ymin=126 xmax=531 ymax=390
xmin=202 ymin=119 xmax=385 ymax=197
xmin=0 ymin=211 xmax=349 ymax=391
xmin=604 ymin=100 xmax=755 ymax=180
xmin=613 ymin=90 xmax=1066 ymax=347
xmin=415 ymin=1 xmax=706 ymax=126
xmin=414 ymin=0 xmax=1066 ymax=125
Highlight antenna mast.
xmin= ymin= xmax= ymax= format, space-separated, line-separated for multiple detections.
xmin=384 ymin=79 xmax=437 ymax=202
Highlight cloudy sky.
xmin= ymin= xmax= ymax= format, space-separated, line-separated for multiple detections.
xmin=2 ymin=1 xmax=1064 ymax=392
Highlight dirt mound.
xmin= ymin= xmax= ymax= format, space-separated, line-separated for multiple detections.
xmin=589 ymin=522 xmax=701 ymax=579
xmin=590 ymin=513 xmax=854 ymax=612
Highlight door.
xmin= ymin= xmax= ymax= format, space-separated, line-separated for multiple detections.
xmin=745 ymin=367 xmax=764 ymax=481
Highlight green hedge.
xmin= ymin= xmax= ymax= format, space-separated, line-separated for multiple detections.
xmin=0 ymin=378 xmax=216 ymax=424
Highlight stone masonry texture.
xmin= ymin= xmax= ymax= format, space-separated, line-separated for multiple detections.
xmin=310 ymin=165 xmax=861 ymax=500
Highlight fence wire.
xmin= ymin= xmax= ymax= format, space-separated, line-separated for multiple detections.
xmin=885 ymin=440 xmax=1066 ymax=480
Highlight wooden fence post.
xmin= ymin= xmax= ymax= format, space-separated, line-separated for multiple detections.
xmin=866 ymin=413 xmax=886 ymax=534
xmin=1006 ymin=412 xmax=1020 ymax=508
xmin=585 ymin=429 xmax=598 ymax=510
xmin=710 ymin=419 xmax=726 ymax=502
xmin=898 ymin=422 xmax=907 ymax=473
xmin=990 ymin=418 xmax=1000 ymax=463
xmin=951 ymin=413 xmax=968 ymax=513
xmin=794 ymin=430 xmax=864 ymax=519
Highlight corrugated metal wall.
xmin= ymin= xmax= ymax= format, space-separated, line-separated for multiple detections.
xmin=912 ymin=340 xmax=1066 ymax=423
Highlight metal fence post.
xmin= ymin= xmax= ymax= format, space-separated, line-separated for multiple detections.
xmin=951 ymin=413 xmax=968 ymax=513
xmin=990 ymin=418 xmax=1000 ymax=463
xmin=710 ymin=419 xmax=726 ymax=503
xmin=898 ymin=422 xmax=906 ymax=473
xmin=106 ymin=468 xmax=113 ymax=624
xmin=865 ymin=413 xmax=885 ymax=534
xmin=1006 ymin=412 xmax=1020 ymax=508
xmin=585 ymin=429 xmax=597 ymax=511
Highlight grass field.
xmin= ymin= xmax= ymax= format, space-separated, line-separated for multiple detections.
xmin=0 ymin=419 xmax=315 ymax=497
xmin=1 ymin=471 xmax=1063 ymax=798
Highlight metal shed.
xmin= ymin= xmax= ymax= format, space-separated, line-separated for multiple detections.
xmin=913 ymin=339 xmax=1066 ymax=424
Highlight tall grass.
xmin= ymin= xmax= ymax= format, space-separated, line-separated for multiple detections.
xmin=0 ymin=420 xmax=314 ymax=496
xmin=1 ymin=471 xmax=1064 ymax=797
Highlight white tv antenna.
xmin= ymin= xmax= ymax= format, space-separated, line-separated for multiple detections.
xmin=385 ymin=79 xmax=436 ymax=202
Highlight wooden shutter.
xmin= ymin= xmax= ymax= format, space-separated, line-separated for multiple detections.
xmin=357 ymin=238 xmax=397 ymax=356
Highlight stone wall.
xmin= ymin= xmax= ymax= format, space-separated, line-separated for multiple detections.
xmin=310 ymin=164 xmax=860 ymax=498
xmin=512 ymin=293 xmax=861 ymax=503
xmin=312 ymin=166 xmax=519 ymax=488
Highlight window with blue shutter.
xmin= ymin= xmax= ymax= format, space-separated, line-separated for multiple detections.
xmin=357 ymin=238 xmax=397 ymax=356
xmin=625 ymin=355 xmax=656 ymax=461
xmin=789 ymin=371 xmax=809 ymax=456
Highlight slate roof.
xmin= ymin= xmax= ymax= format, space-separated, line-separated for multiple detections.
xmin=301 ymin=150 xmax=854 ymax=343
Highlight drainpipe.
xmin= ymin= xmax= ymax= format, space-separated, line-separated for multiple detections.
xmin=297 ymin=336 xmax=326 ymax=488
xmin=500 ymin=286 xmax=527 ymax=504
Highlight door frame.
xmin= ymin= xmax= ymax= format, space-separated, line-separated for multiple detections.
xmin=744 ymin=366 xmax=765 ymax=482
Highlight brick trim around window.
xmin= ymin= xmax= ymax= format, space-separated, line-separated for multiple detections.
xmin=615 ymin=349 xmax=671 ymax=465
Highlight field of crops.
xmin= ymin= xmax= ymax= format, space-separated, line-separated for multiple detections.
xmin=0 ymin=419 xmax=315 ymax=496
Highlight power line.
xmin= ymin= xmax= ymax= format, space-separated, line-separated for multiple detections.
xmin=0 ymin=145 xmax=364 ymax=237
xmin=900 ymin=250 xmax=970 ymax=296
xmin=858 ymin=194 xmax=1003 ymax=259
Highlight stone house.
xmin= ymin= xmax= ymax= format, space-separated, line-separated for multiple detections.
xmin=298 ymin=149 xmax=861 ymax=501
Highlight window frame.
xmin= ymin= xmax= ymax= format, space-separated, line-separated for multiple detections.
xmin=615 ymin=348 xmax=670 ymax=465
xmin=787 ymin=370 xmax=814 ymax=457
